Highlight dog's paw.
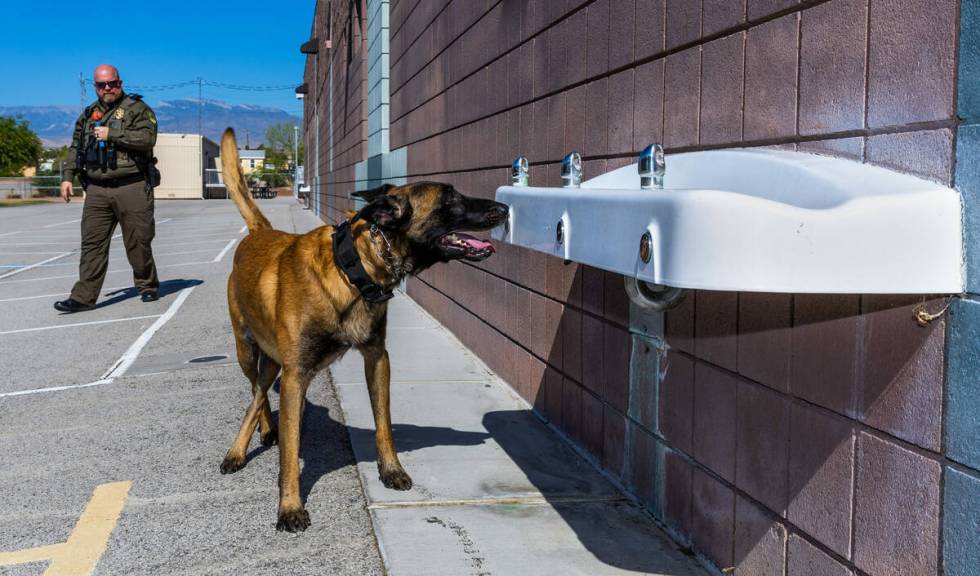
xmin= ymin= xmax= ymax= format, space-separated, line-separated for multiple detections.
xmin=276 ymin=508 xmax=311 ymax=532
xmin=219 ymin=455 xmax=246 ymax=474
xmin=260 ymin=427 xmax=279 ymax=446
xmin=380 ymin=468 xmax=413 ymax=491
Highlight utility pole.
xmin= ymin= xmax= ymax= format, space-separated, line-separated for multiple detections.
xmin=293 ymin=125 xmax=299 ymax=197
xmin=79 ymin=73 xmax=86 ymax=107
xmin=197 ymin=77 xmax=203 ymax=136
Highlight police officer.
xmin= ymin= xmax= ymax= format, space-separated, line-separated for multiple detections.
xmin=55 ymin=64 xmax=161 ymax=313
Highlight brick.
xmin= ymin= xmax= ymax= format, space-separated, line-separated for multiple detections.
xmin=629 ymin=333 xmax=661 ymax=431
xmin=787 ymin=403 xmax=854 ymax=557
xmin=867 ymin=0 xmax=956 ymax=128
xmin=533 ymin=93 xmax=564 ymax=163
xmin=514 ymin=41 xmax=535 ymax=106
xmin=562 ymin=377 xmax=583 ymax=443
xmin=736 ymin=382 xmax=790 ymax=514
xmin=703 ymin=0 xmax=745 ymax=37
xmin=748 ymin=0 xmax=799 ymax=21
xmin=799 ymin=0 xmax=867 ymax=136
xmin=853 ymin=432 xmax=941 ymax=576
xmin=737 ymin=293 xmax=791 ymax=392
xmin=582 ymin=390 xmax=604 ymax=458
xmin=662 ymin=449 xmax=693 ymax=541
xmin=865 ymin=128 xmax=955 ymax=185
xmin=635 ymin=0 xmax=666 ymax=60
xmin=791 ymin=294 xmax=860 ymax=417
xmin=659 ymin=352 xmax=694 ymax=454
xmin=693 ymin=363 xmax=737 ymax=482
xmin=944 ymin=467 xmax=980 ymax=576
xmin=561 ymin=260 xmax=582 ymax=308
xmin=692 ymin=467 xmax=735 ymax=569
xmin=609 ymin=0 xmax=636 ymax=69
xmin=665 ymin=289 xmax=694 ymax=353
xmin=700 ymin=32 xmax=744 ymax=146
xmin=587 ymin=0 xmax=611 ymax=77
xmin=562 ymin=307 xmax=583 ymax=383
xmin=564 ymin=84 xmax=587 ymax=156
xmin=664 ymin=47 xmax=701 ymax=148
xmin=565 ymin=9 xmax=589 ymax=86
xmin=603 ymin=271 xmax=630 ymax=327
xmin=607 ymin=70 xmax=635 ymax=154
xmin=744 ymin=13 xmax=799 ymax=141
xmin=947 ymin=298 xmax=980 ymax=471
xmin=528 ymin=352 xmax=547 ymax=412
xmin=858 ymin=295 xmax=944 ymax=452
xmin=666 ymin=0 xmax=701 ymax=50
xmin=604 ymin=324 xmax=631 ymax=413
xmin=694 ymin=290 xmax=737 ymax=371
xmin=603 ymin=405 xmax=627 ymax=476
xmin=633 ymin=59 xmax=665 ymax=151
xmin=798 ymin=137 xmax=864 ymax=161
xmin=544 ymin=366 xmax=563 ymax=425
xmin=787 ymin=535 xmax=853 ymax=576
xmin=585 ymin=79 xmax=610 ymax=156
xmin=734 ymin=496 xmax=787 ymax=576
xmin=582 ymin=314 xmax=606 ymax=395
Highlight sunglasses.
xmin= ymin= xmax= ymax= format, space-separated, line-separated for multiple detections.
xmin=94 ymin=80 xmax=121 ymax=90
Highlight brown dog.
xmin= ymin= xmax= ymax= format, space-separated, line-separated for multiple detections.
xmin=216 ymin=129 xmax=507 ymax=532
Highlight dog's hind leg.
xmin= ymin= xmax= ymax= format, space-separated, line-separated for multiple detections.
xmin=360 ymin=340 xmax=413 ymax=491
xmin=220 ymin=332 xmax=279 ymax=474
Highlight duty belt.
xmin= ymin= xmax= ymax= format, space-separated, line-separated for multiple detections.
xmin=86 ymin=173 xmax=146 ymax=188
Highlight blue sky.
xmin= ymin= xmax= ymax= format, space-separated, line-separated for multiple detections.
xmin=1 ymin=0 xmax=311 ymax=114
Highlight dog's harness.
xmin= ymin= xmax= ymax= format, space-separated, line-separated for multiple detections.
xmin=331 ymin=216 xmax=395 ymax=304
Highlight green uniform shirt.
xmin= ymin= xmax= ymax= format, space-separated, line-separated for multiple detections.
xmin=62 ymin=93 xmax=158 ymax=183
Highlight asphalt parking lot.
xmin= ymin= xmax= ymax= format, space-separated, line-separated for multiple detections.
xmin=0 ymin=197 xmax=384 ymax=575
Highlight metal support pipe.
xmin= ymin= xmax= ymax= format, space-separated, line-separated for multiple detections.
xmin=638 ymin=144 xmax=665 ymax=189
xmin=511 ymin=156 xmax=529 ymax=186
xmin=561 ymin=152 xmax=582 ymax=188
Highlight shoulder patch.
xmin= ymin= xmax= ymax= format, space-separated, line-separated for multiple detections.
xmin=146 ymin=110 xmax=157 ymax=125
xmin=114 ymin=108 xmax=125 ymax=120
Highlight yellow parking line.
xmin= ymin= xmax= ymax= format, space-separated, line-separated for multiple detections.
xmin=0 ymin=480 xmax=131 ymax=575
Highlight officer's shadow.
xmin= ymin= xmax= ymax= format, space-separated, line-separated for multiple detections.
xmin=99 ymin=278 xmax=203 ymax=308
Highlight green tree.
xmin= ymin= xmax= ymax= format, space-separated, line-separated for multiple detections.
xmin=0 ymin=116 xmax=43 ymax=177
xmin=265 ymin=123 xmax=303 ymax=167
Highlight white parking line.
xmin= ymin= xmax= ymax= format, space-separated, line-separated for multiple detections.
xmin=0 ymin=231 xmax=23 ymax=238
xmin=101 ymin=286 xmax=195 ymax=379
xmin=0 ymin=314 xmax=161 ymax=336
xmin=0 ymin=286 xmax=196 ymax=398
xmin=239 ymin=225 xmax=247 ymax=233
xmin=0 ymin=251 xmax=75 ymax=281
xmin=43 ymin=218 xmax=82 ymax=229
xmin=0 ymin=285 xmax=129 ymax=303
xmin=213 ymin=239 xmax=238 ymax=262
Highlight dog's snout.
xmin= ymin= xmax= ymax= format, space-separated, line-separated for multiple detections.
xmin=489 ymin=203 xmax=508 ymax=222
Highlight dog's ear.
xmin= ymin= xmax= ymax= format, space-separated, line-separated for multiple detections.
xmin=360 ymin=194 xmax=411 ymax=230
xmin=352 ymin=184 xmax=395 ymax=203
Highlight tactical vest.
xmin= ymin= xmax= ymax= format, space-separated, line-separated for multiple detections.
xmin=79 ymin=94 xmax=153 ymax=182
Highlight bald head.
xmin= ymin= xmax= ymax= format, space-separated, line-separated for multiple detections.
xmin=93 ymin=64 xmax=123 ymax=104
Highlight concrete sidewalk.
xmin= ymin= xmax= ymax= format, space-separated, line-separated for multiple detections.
xmin=332 ymin=293 xmax=706 ymax=576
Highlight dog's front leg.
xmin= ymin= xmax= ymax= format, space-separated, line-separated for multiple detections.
xmin=361 ymin=343 xmax=413 ymax=490
xmin=276 ymin=366 xmax=312 ymax=532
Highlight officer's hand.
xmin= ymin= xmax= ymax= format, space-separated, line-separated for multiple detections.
xmin=60 ymin=181 xmax=73 ymax=203
xmin=94 ymin=126 xmax=109 ymax=141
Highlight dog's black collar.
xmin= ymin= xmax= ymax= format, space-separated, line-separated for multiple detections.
xmin=332 ymin=219 xmax=394 ymax=304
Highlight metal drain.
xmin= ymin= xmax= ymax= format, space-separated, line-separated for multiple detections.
xmin=187 ymin=355 xmax=229 ymax=364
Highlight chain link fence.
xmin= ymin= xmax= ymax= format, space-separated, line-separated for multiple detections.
xmin=0 ymin=176 xmax=62 ymax=199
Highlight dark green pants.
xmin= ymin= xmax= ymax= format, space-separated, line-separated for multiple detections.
xmin=70 ymin=180 xmax=159 ymax=305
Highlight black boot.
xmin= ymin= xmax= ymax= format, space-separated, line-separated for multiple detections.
xmin=54 ymin=298 xmax=95 ymax=313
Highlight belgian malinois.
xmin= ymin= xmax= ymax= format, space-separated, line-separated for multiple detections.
xmin=217 ymin=129 xmax=508 ymax=532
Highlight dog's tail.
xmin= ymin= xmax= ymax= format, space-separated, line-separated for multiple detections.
xmin=220 ymin=128 xmax=271 ymax=232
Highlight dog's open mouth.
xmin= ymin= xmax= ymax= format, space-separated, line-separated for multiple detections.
xmin=436 ymin=232 xmax=496 ymax=261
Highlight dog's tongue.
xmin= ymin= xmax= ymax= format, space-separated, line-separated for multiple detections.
xmin=460 ymin=234 xmax=494 ymax=253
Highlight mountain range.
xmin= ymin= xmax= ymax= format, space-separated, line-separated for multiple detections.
xmin=0 ymin=99 xmax=301 ymax=147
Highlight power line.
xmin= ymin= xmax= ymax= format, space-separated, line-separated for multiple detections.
xmin=82 ymin=78 xmax=296 ymax=93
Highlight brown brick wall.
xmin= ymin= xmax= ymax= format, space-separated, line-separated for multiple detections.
xmin=306 ymin=1 xmax=959 ymax=574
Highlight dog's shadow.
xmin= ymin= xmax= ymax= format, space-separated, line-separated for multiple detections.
xmin=241 ymin=390 xmax=491 ymax=504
